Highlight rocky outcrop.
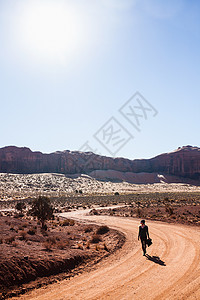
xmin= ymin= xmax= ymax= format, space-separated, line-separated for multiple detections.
xmin=0 ymin=145 xmax=199 ymax=180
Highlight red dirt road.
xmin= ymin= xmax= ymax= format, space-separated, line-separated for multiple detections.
xmin=14 ymin=211 xmax=200 ymax=299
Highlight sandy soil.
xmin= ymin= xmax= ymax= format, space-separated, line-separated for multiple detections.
xmin=0 ymin=213 xmax=125 ymax=299
xmin=12 ymin=209 xmax=200 ymax=300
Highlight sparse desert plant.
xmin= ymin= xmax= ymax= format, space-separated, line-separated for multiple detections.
xmin=19 ymin=230 xmax=27 ymax=240
xmin=90 ymin=209 xmax=98 ymax=215
xmin=46 ymin=237 xmax=56 ymax=244
xmin=41 ymin=224 xmax=48 ymax=231
xmin=90 ymin=234 xmax=102 ymax=244
xmin=86 ymin=241 xmax=90 ymax=249
xmin=16 ymin=202 xmax=26 ymax=213
xmin=27 ymin=228 xmax=36 ymax=235
xmin=5 ymin=236 xmax=15 ymax=244
xmin=12 ymin=241 xmax=18 ymax=247
xmin=77 ymin=243 xmax=83 ymax=250
xmin=62 ymin=219 xmax=75 ymax=226
xmin=62 ymin=219 xmax=70 ymax=226
xmin=43 ymin=241 xmax=53 ymax=251
xmin=69 ymin=219 xmax=75 ymax=226
xmin=95 ymin=244 xmax=100 ymax=251
xmin=103 ymin=243 xmax=109 ymax=251
xmin=136 ymin=208 xmax=142 ymax=217
xmin=30 ymin=196 xmax=54 ymax=229
xmin=41 ymin=228 xmax=48 ymax=236
xmin=96 ymin=225 xmax=109 ymax=235
xmin=56 ymin=240 xmax=69 ymax=250
xmin=84 ymin=226 xmax=93 ymax=233
xmin=165 ymin=205 xmax=174 ymax=215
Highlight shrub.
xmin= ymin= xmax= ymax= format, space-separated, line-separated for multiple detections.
xmin=90 ymin=209 xmax=98 ymax=215
xmin=90 ymin=234 xmax=102 ymax=244
xmin=27 ymin=228 xmax=36 ymax=235
xmin=84 ymin=226 xmax=93 ymax=233
xmin=43 ymin=241 xmax=53 ymax=251
xmin=95 ymin=244 xmax=100 ymax=251
xmin=22 ymin=223 xmax=28 ymax=228
xmin=56 ymin=240 xmax=69 ymax=250
xmin=5 ymin=236 xmax=15 ymax=244
xmin=41 ymin=230 xmax=48 ymax=236
xmin=165 ymin=205 xmax=174 ymax=215
xmin=136 ymin=208 xmax=142 ymax=217
xmin=19 ymin=231 xmax=27 ymax=240
xmin=62 ymin=219 xmax=70 ymax=226
xmin=114 ymin=192 xmax=119 ymax=195
xmin=96 ymin=225 xmax=109 ymax=235
xmin=46 ymin=237 xmax=56 ymax=244
xmin=30 ymin=196 xmax=54 ymax=229
xmin=77 ymin=243 xmax=83 ymax=250
xmin=16 ymin=202 xmax=26 ymax=212
xmin=103 ymin=243 xmax=109 ymax=251
xmin=86 ymin=242 xmax=90 ymax=249
xmin=69 ymin=219 xmax=75 ymax=226
xmin=12 ymin=241 xmax=18 ymax=247
xmin=62 ymin=219 xmax=75 ymax=226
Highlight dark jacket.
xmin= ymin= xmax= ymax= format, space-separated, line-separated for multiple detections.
xmin=138 ymin=225 xmax=149 ymax=240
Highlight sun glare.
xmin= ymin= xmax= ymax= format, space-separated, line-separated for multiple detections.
xmin=13 ymin=0 xmax=86 ymax=64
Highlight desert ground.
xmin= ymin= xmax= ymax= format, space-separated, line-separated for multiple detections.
xmin=1 ymin=173 xmax=200 ymax=202
xmin=0 ymin=211 xmax=124 ymax=299
xmin=1 ymin=173 xmax=200 ymax=299
xmin=10 ymin=209 xmax=200 ymax=300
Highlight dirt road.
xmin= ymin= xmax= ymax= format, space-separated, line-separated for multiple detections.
xmin=14 ymin=210 xmax=200 ymax=300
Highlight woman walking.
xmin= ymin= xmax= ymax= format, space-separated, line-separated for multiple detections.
xmin=138 ymin=220 xmax=150 ymax=256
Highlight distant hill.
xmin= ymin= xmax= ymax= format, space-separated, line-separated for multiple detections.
xmin=0 ymin=145 xmax=200 ymax=182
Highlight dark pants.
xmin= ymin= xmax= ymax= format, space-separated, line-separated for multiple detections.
xmin=141 ymin=238 xmax=147 ymax=254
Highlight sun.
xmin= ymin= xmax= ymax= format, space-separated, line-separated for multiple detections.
xmin=13 ymin=0 xmax=86 ymax=64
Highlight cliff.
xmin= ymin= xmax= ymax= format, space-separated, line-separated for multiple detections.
xmin=0 ymin=145 xmax=199 ymax=180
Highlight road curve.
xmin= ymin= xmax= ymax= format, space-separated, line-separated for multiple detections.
xmin=15 ymin=210 xmax=200 ymax=300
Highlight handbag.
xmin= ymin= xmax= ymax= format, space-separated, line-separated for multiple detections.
xmin=147 ymin=238 xmax=152 ymax=247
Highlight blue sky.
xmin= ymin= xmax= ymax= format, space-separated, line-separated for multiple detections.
xmin=0 ymin=0 xmax=199 ymax=159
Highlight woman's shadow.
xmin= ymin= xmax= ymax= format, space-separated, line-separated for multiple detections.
xmin=145 ymin=254 xmax=166 ymax=266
